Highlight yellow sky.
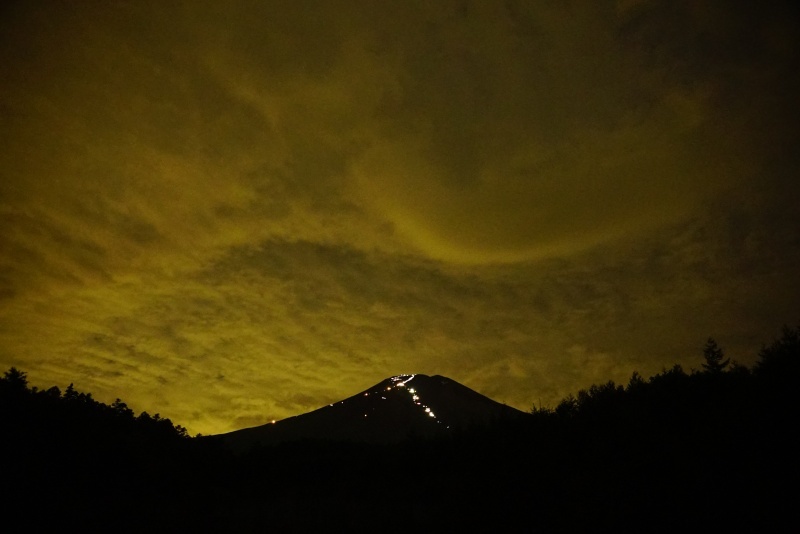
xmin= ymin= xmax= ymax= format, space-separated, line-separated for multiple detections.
xmin=1 ymin=0 xmax=798 ymax=435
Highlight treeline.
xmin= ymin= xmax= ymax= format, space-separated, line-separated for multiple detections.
xmin=470 ymin=325 xmax=800 ymax=532
xmin=1 ymin=325 xmax=798 ymax=532
xmin=0 ymin=368 xmax=190 ymax=440
xmin=0 ymin=369 xmax=215 ymax=531
xmin=532 ymin=325 xmax=797 ymax=422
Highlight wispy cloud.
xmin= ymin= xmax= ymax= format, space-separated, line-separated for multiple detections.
xmin=1 ymin=1 xmax=797 ymax=434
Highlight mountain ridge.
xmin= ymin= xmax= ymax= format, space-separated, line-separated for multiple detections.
xmin=214 ymin=373 xmax=529 ymax=452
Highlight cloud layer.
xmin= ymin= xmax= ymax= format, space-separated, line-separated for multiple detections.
xmin=1 ymin=1 xmax=798 ymax=434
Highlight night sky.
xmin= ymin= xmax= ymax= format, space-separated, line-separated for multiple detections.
xmin=2 ymin=0 xmax=798 ymax=436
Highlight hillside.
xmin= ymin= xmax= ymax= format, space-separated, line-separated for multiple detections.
xmin=2 ymin=326 xmax=798 ymax=532
xmin=216 ymin=373 xmax=528 ymax=452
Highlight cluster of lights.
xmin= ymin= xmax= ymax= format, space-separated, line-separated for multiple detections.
xmin=388 ymin=374 xmax=448 ymax=427
xmin=322 ymin=374 xmax=450 ymax=429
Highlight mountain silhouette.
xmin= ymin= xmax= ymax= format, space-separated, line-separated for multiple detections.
xmin=215 ymin=373 xmax=528 ymax=452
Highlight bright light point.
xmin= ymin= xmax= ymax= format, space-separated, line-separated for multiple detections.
xmin=271 ymin=420 xmax=276 ymax=424
xmin=428 ymin=412 xmax=435 ymax=417
xmin=409 ymin=389 xmax=415 ymax=394
xmin=425 ymin=407 xmax=430 ymax=412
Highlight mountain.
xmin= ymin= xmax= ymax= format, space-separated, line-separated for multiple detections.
xmin=214 ymin=373 xmax=528 ymax=452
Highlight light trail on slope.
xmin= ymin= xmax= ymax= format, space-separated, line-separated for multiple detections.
xmin=319 ymin=374 xmax=451 ymax=430
xmin=385 ymin=375 xmax=449 ymax=428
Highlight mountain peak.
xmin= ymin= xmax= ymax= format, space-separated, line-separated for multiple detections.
xmin=214 ymin=373 xmax=528 ymax=453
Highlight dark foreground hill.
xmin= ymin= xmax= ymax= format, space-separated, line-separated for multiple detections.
xmin=215 ymin=373 xmax=528 ymax=452
xmin=2 ymin=326 xmax=798 ymax=532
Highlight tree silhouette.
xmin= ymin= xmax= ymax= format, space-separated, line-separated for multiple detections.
xmin=2 ymin=325 xmax=798 ymax=532
xmin=1 ymin=366 xmax=29 ymax=391
xmin=702 ymin=337 xmax=729 ymax=374
xmin=755 ymin=324 xmax=800 ymax=376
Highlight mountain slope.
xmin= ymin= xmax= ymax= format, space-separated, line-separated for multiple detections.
xmin=215 ymin=374 xmax=528 ymax=452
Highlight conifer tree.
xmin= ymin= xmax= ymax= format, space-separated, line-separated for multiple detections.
xmin=702 ymin=337 xmax=730 ymax=373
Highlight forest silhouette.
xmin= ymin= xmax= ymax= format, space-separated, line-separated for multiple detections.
xmin=2 ymin=325 xmax=797 ymax=533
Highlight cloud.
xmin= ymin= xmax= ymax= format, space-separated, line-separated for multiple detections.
xmin=1 ymin=1 xmax=798 ymax=435
xmin=338 ymin=1 xmax=754 ymax=264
